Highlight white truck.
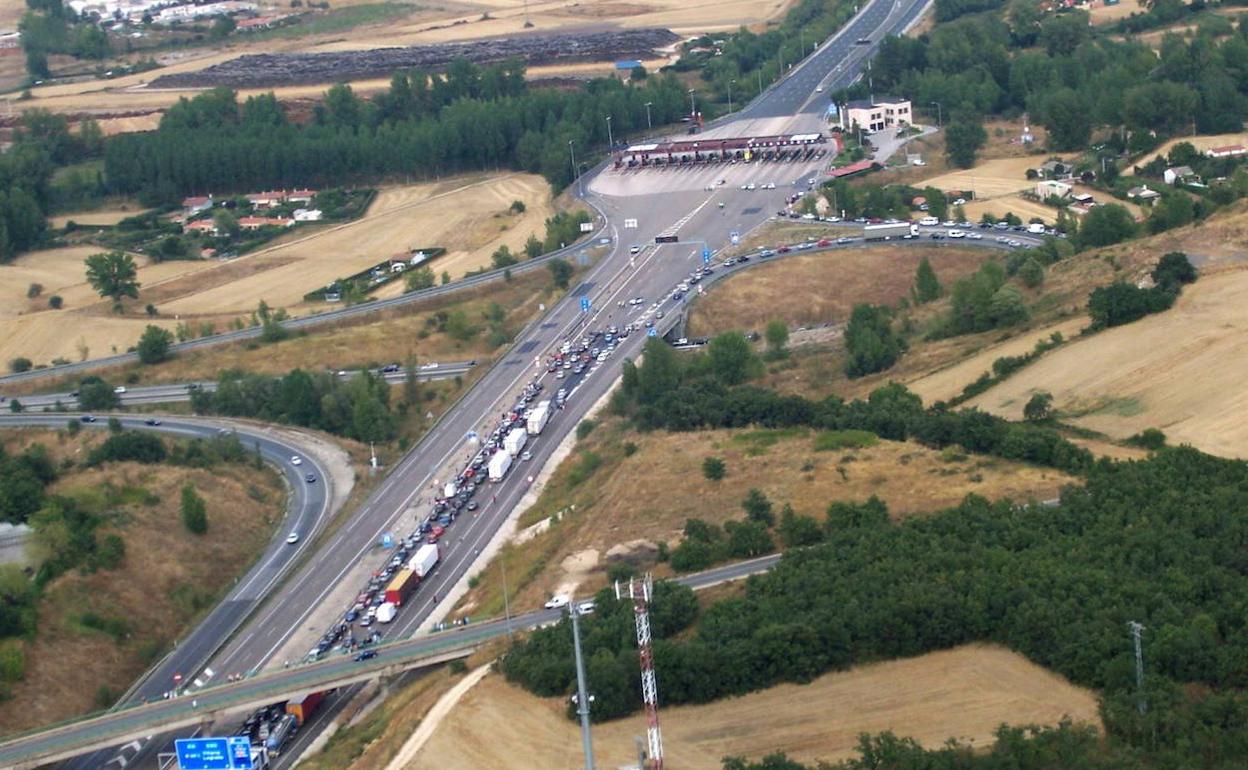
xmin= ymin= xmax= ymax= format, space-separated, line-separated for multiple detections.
xmin=527 ymin=400 xmax=551 ymax=435
xmin=488 ymin=450 xmax=513 ymax=482
xmin=409 ymin=543 xmax=439 ymax=578
xmin=504 ymin=427 xmax=528 ymax=456
xmin=375 ymin=602 xmax=397 ymax=624
xmin=442 ymin=481 xmax=458 ymax=499
xmin=863 ymin=222 xmax=919 ymax=241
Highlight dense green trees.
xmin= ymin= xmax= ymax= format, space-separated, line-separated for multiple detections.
xmin=0 ymin=444 xmax=56 ymax=524
xmin=191 ymin=368 xmax=397 ymax=441
xmin=707 ymin=332 xmax=763 ymax=385
xmin=507 ymin=446 xmax=1248 ymax=767
xmin=1087 ymin=282 xmax=1176 ymax=329
xmin=1152 ymin=251 xmax=1196 ymax=290
xmin=943 ymin=117 xmax=987 ymax=168
xmin=76 ymin=376 xmax=120 ymax=411
xmin=105 ymin=69 xmax=691 ymax=201
xmin=136 ymin=325 xmax=174 ymax=365
xmin=844 ymin=304 xmax=905 ymax=378
xmin=912 ymin=257 xmax=942 ymax=303
xmin=939 ymin=261 xmax=1027 ymax=336
xmin=84 ymin=251 xmax=140 ymax=308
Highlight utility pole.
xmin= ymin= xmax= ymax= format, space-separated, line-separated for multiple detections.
xmin=605 ymin=115 xmax=613 ymax=149
xmin=687 ymin=88 xmax=696 ymax=118
xmin=644 ymin=101 xmax=652 ymax=130
xmin=568 ymin=139 xmax=583 ymax=197
xmin=728 ymin=79 xmax=735 ymax=113
xmin=500 ymin=557 xmax=513 ymax=637
xmin=1129 ymin=621 xmax=1147 ymax=715
xmin=930 ymin=101 xmax=942 ymax=128
xmin=757 ymin=69 xmax=763 ymax=95
xmin=570 ymin=606 xmax=597 ymax=770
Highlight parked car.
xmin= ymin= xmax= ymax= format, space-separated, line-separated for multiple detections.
xmin=305 ymin=473 xmax=317 ymax=484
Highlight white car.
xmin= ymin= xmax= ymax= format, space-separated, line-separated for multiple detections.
xmin=948 ymin=230 xmax=966 ymax=238
xmin=419 ymin=362 xmax=439 ymax=370
xmin=764 ymin=182 xmax=776 ymax=189
xmin=114 ymin=386 xmax=127 ymax=394
xmin=290 ymin=455 xmax=302 ymax=466
xmin=521 ymin=450 xmax=533 ymax=461
xmin=544 ymin=594 xmax=570 ymax=610
xmin=576 ymin=600 xmax=596 ymax=616
xmin=285 ymin=532 xmax=300 ymax=545
xmin=919 ymin=216 xmax=939 ymax=226
xmin=968 ymin=232 xmax=983 ymax=239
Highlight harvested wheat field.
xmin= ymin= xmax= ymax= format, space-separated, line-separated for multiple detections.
xmin=906 ymin=317 xmax=1087 ymax=405
xmin=49 ymin=205 xmax=150 ymax=229
xmin=919 ymin=156 xmax=1038 ymax=199
xmin=1135 ymin=132 xmax=1248 ymax=167
xmin=961 ymin=194 xmax=1059 ymax=225
xmin=688 ymin=246 xmax=992 ymax=336
xmin=159 ymin=174 xmax=554 ymax=316
xmin=0 ymin=431 xmax=283 ymax=732
xmin=407 ymin=645 xmax=1101 ymax=770
xmin=1088 ymin=0 xmax=1146 ymax=24
xmin=967 ymin=266 xmax=1248 ymax=459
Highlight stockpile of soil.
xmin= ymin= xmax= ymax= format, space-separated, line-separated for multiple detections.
xmin=149 ymin=28 xmax=678 ymax=89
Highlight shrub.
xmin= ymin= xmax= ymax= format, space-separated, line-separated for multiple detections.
xmin=576 ymin=420 xmax=596 ymax=440
xmin=8 ymin=358 xmax=31 ymax=374
xmin=180 ymin=483 xmax=208 ymax=534
xmin=702 ymin=456 xmax=726 ymax=481
xmin=48 ymin=295 xmax=63 ymax=309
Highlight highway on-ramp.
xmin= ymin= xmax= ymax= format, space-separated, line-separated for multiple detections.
xmin=6 ymin=0 xmax=959 ymax=764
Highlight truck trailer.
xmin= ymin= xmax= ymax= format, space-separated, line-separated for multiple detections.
xmin=409 ymin=543 xmax=439 ymax=578
xmin=504 ymin=427 xmax=528 ymax=456
xmin=526 ymin=400 xmax=551 ymax=435
xmin=383 ymin=568 xmax=419 ymax=606
xmin=286 ymin=691 xmax=325 ymax=726
xmin=862 ymin=222 xmax=918 ymax=241
xmin=376 ymin=602 xmax=397 ymax=623
xmin=488 ymin=450 xmax=513 ymax=482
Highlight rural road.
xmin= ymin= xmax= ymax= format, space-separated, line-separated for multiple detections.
xmin=7 ymin=360 xmax=478 ymax=409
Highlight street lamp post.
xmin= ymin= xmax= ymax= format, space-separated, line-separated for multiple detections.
xmin=605 ymin=115 xmax=613 ymax=149
xmin=568 ymin=139 xmax=583 ymax=197
xmin=688 ymin=88 xmax=696 ymax=118
xmin=930 ymin=101 xmax=942 ymax=128
xmin=644 ymin=101 xmax=652 ymax=130
xmin=728 ymin=79 xmax=735 ymax=113
xmin=757 ymin=69 xmax=763 ymax=95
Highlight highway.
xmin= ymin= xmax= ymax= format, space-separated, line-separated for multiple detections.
xmin=7 ymin=0 xmax=962 ymax=764
xmin=8 ymin=360 xmax=478 ymax=410
xmin=0 ymin=554 xmax=781 ymax=769
xmin=0 ymin=414 xmax=336 ymax=742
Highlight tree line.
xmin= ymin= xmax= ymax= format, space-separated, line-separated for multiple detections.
xmin=613 ymin=338 xmax=1092 ymax=474
xmin=104 ymin=64 xmax=693 ymax=203
xmin=505 ymin=446 xmax=1248 ymax=768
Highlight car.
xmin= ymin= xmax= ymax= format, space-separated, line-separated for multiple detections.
xmin=777 ymin=245 xmax=792 ymax=253
xmin=521 ymin=450 xmax=533 ymax=461
xmin=815 ymin=85 xmax=823 ymax=93
xmin=420 ymin=362 xmax=440 ymax=370
xmin=466 ymin=500 xmax=479 ymax=511
xmin=630 ymin=297 xmax=645 ymax=305
xmin=381 ymin=363 xmax=401 ymax=373
xmin=291 ymin=455 xmax=302 ymax=466
xmin=948 ymin=230 xmax=966 ymax=238
xmin=305 ymin=473 xmax=317 ymax=483
xmin=345 ymin=609 xmax=359 ymax=622
xmin=354 ymin=650 xmax=378 ymax=662
xmin=855 ymin=37 xmax=871 ymax=44
xmin=968 ymin=232 xmax=983 ymax=240
xmin=544 ymin=594 xmax=570 ymax=609
xmin=836 ymin=237 xmax=853 ymax=245
xmin=81 ymin=415 xmax=96 ymax=423
xmin=576 ymin=600 xmax=596 ymax=616
xmin=285 ymin=532 xmax=300 ymax=545
xmin=919 ymin=216 xmax=939 ymax=226
xmin=765 ymin=182 xmax=776 ymax=189
xmin=114 ymin=386 xmax=127 ymax=394
xmin=629 ymin=245 xmax=642 ymax=255
xmin=145 ymin=418 xmax=161 ymax=426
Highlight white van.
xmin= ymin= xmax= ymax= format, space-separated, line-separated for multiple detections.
xmin=1027 ymin=223 xmax=1047 ymax=234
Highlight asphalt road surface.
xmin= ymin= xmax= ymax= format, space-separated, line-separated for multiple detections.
xmin=10 ymin=0 xmax=979 ymax=763
xmin=0 ymin=415 xmax=333 ymax=752
xmin=0 ymin=552 xmax=781 ymax=768
xmin=7 ymin=361 xmax=477 ymax=410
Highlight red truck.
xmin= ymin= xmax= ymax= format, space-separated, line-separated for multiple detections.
xmin=384 ymin=568 xmax=419 ymax=606
xmin=286 ymin=691 xmax=325 ymax=726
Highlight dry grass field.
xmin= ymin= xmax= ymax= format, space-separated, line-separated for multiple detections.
xmin=919 ymin=156 xmax=1039 ymax=200
xmin=0 ymin=430 xmax=284 ymax=733
xmin=966 ymin=265 xmax=1248 ymax=460
xmin=456 ymin=423 xmax=1074 ymax=617
xmin=1088 ymin=0 xmax=1147 ymax=24
xmin=0 ymin=174 xmax=556 ymax=368
xmin=1134 ymin=132 xmax=1248 ymax=167
xmin=48 ymin=206 xmax=150 ymax=229
xmin=688 ymin=246 xmax=992 ymax=337
xmin=408 ymin=646 xmax=1101 ymax=770
xmin=962 ymin=194 xmax=1059 ymax=224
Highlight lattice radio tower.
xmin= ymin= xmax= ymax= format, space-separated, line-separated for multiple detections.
xmin=616 ymin=575 xmax=664 ymax=770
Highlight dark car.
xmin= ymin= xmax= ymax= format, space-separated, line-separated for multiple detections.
xmin=305 ymin=473 xmax=317 ymax=483
xmin=354 ymin=650 xmax=377 ymax=662
xmin=345 ymin=609 xmax=359 ymax=623
xmin=381 ymin=363 xmax=401 ymax=373
xmin=80 ymin=415 xmax=96 ymax=423
xmin=145 ymin=418 xmax=161 ymax=426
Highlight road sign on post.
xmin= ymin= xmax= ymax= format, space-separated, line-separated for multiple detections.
xmin=702 ymin=247 xmax=711 ymax=264
xmin=624 ymin=218 xmax=638 ymax=228
xmin=730 ymin=230 xmax=741 ymax=245
xmin=175 ymin=737 xmax=254 ymax=770
xmin=579 ymin=222 xmax=594 ymax=233
xmin=579 ymin=297 xmax=591 ymax=312
xmin=647 ymin=327 xmax=657 ymax=337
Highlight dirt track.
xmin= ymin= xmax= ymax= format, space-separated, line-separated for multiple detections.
xmin=149 ymin=28 xmax=679 ymax=89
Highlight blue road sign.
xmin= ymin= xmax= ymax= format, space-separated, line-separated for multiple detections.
xmin=579 ymin=297 xmax=591 ymax=312
xmin=702 ymin=247 xmax=711 ymax=264
xmin=175 ymin=737 xmax=254 ymax=770
xmin=647 ymin=327 xmax=658 ymax=337
xmin=382 ymin=532 xmax=394 ymax=548
xmin=730 ymin=230 xmax=740 ymax=245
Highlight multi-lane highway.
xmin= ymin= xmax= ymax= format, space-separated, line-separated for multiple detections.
xmin=1 ymin=0 xmax=971 ymax=764
xmin=0 ymin=553 xmax=781 ymax=769
xmin=9 ymin=360 xmax=477 ymax=410
xmin=0 ymin=415 xmax=335 ymax=729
